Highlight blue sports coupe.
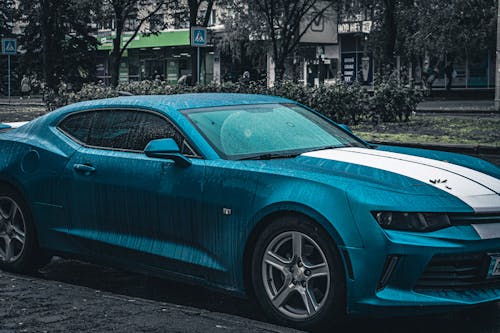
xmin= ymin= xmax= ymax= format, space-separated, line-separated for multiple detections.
xmin=0 ymin=93 xmax=499 ymax=330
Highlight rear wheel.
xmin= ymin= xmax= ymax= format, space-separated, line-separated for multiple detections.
xmin=0 ymin=185 xmax=44 ymax=273
xmin=251 ymin=215 xmax=345 ymax=330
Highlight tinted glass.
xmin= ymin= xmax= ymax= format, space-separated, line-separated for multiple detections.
xmin=87 ymin=110 xmax=177 ymax=151
xmin=59 ymin=109 xmax=193 ymax=153
xmin=183 ymin=103 xmax=366 ymax=159
xmin=58 ymin=111 xmax=95 ymax=143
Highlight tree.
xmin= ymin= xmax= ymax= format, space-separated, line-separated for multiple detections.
xmin=101 ymin=0 xmax=175 ymax=87
xmin=221 ymin=0 xmax=338 ymax=81
xmin=346 ymin=0 xmax=497 ymax=70
xmin=0 ymin=0 xmax=15 ymax=38
xmin=399 ymin=0 xmax=496 ymax=60
xmin=19 ymin=0 xmax=100 ymax=89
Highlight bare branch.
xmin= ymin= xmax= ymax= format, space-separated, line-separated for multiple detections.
xmin=202 ymin=0 xmax=215 ymax=26
xmin=119 ymin=0 xmax=169 ymax=57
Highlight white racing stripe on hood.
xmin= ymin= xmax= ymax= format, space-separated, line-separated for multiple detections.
xmin=302 ymin=148 xmax=500 ymax=213
xmin=342 ymin=148 xmax=500 ymax=193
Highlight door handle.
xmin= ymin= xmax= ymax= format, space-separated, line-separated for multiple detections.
xmin=73 ymin=163 xmax=96 ymax=174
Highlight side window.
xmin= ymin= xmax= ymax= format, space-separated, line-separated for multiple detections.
xmin=58 ymin=111 xmax=96 ymax=143
xmin=59 ymin=109 xmax=197 ymax=156
xmin=87 ymin=110 xmax=177 ymax=151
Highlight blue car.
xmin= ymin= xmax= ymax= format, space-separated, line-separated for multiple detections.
xmin=0 ymin=93 xmax=499 ymax=330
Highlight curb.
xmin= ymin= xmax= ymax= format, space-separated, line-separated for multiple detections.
xmin=371 ymin=141 xmax=500 ymax=166
xmin=370 ymin=141 xmax=500 ymax=155
xmin=416 ymin=108 xmax=499 ymax=114
xmin=0 ymin=102 xmax=45 ymax=107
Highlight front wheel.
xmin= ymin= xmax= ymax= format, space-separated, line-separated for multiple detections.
xmin=251 ymin=215 xmax=345 ymax=330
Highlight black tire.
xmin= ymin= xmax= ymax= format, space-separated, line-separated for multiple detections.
xmin=0 ymin=184 xmax=46 ymax=273
xmin=251 ymin=214 xmax=346 ymax=330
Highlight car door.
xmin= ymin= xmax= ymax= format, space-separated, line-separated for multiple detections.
xmin=58 ymin=108 xmax=205 ymax=270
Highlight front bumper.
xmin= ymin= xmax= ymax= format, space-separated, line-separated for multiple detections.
xmin=345 ymin=227 xmax=500 ymax=316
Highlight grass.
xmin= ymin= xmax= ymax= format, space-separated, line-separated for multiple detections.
xmin=351 ymin=114 xmax=500 ymax=147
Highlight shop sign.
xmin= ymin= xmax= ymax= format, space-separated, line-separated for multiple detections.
xmin=341 ymin=52 xmax=373 ymax=84
xmin=338 ymin=20 xmax=372 ymax=34
xmin=341 ymin=54 xmax=356 ymax=83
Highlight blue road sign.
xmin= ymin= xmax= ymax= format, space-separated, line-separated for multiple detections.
xmin=191 ymin=27 xmax=207 ymax=47
xmin=1 ymin=38 xmax=17 ymax=55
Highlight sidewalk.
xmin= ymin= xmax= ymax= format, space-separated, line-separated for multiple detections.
xmin=416 ymin=100 xmax=497 ymax=113
xmin=0 ymin=96 xmax=44 ymax=106
xmin=0 ymin=96 xmax=498 ymax=113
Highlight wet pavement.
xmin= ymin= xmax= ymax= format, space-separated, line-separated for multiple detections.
xmin=0 ymin=258 xmax=299 ymax=333
xmin=1 ymin=258 xmax=499 ymax=333
xmin=417 ymin=100 xmax=497 ymax=114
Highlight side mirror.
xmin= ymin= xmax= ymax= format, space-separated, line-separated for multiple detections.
xmin=144 ymin=138 xmax=192 ymax=167
xmin=339 ymin=124 xmax=353 ymax=133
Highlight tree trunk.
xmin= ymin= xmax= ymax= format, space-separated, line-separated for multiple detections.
xmin=110 ymin=52 xmax=121 ymax=87
xmin=40 ymin=0 xmax=51 ymax=88
xmin=274 ymin=60 xmax=285 ymax=82
xmin=189 ymin=0 xmax=199 ymax=85
xmin=382 ymin=0 xmax=397 ymax=70
xmin=110 ymin=17 xmax=124 ymax=87
xmin=110 ymin=43 xmax=121 ymax=87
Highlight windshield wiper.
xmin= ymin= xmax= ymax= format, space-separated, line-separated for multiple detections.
xmin=238 ymin=153 xmax=300 ymax=160
xmin=306 ymin=145 xmax=343 ymax=153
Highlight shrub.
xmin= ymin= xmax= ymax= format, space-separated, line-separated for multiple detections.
xmin=45 ymin=79 xmax=423 ymax=125
xmin=369 ymin=75 xmax=423 ymax=123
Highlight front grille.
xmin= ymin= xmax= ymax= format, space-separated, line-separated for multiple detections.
xmin=449 ymin=213 xmax=500 ymax=226
xmin=415 ymin=252 xmax=500 ymax=291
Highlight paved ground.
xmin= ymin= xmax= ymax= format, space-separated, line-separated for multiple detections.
xmin=0 ymin=260 xmax=301 ymax=333
xmin=0 ymin=96 xmax=498 ymax=114
xmin=416 ymin=100 xmax=497 ymax=113
xmin=1 ymin=258 xmax=500 ymax=333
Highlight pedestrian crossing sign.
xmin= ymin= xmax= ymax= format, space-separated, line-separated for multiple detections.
xmin=190 ymin=27 xmax=207 ymax=47
xmin=1 ymin=38 xmax=17 ymax=55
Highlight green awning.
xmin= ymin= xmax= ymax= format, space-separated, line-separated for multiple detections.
xmin=97 ymin=30 xmax=190 ymax=51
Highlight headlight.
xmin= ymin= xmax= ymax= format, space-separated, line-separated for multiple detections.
xmin=372 ymin=212 xmax=451 ymax=232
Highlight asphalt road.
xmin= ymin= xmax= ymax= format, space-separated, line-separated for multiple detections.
xmin=1 ymin=258 xmax=500 ymax=333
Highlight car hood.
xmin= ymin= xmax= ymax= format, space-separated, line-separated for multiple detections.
xmin=294 ymin=147 xmax=500 ymax=213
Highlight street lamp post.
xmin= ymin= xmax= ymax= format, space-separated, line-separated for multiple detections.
xmin=496 ymin=0 xmax=500 ymax=111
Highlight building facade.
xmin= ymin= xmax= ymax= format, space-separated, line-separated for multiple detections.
xmin=93 ymin=1 xmax=495 ymax=90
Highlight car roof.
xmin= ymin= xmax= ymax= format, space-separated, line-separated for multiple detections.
xmin=57 ymin=93 xmax=295 ymax=115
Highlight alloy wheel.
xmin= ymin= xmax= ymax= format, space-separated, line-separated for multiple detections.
xmin=261 ymin=231 xmax=330 ymax=319
xmin=0 ymin=196 xmax=26 ymax=263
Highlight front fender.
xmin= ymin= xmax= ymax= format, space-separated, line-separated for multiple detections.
xmin=250 ymin=177 xmax=364 ymax=249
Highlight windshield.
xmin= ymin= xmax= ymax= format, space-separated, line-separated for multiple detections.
xmin=182 ymin=103 xmax=367 ymax=160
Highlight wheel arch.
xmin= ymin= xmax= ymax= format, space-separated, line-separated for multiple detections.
xmin=242 ymin=203 xmax=348 ymax=300
xmin=0 ymin=176 xmax=30 ymax=203
xmin=0 ymin=177 xmax=40 ymax=241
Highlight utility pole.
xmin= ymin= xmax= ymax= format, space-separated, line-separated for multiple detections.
xmin=496 ymin=0 xmax=500 ymax=111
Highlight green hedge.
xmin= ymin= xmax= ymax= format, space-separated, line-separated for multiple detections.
xmin=46 ymin=77 xmax=423 ymax=125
